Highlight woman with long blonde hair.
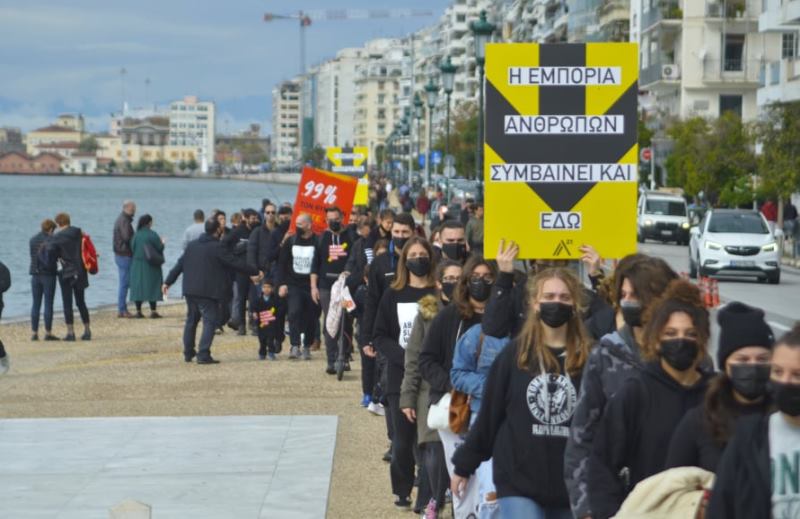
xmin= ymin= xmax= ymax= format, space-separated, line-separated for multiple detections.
xmin=451 ymin=267 xmax=591 ymax=519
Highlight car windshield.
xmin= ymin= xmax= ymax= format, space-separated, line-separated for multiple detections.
xmin=708 ymin=213 xmax=768 ymax=234
xmin=645 ymin=199 xmax=686 ymax=216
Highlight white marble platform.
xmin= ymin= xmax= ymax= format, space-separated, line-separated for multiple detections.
xmin=0 ymin=415 xmax=338 ymax=518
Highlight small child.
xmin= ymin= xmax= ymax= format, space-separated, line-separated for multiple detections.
xmin=251 ymin=277 xmax=286 ymax=360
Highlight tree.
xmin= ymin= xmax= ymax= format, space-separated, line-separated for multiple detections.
xmin=754 ymin=101 xmax=800 ymax=221
xmin=78 ymin=136 xmax=99 ymax=153
xmin=108 ymin=159 xmax=117 ymax=172
xmin=666 ymin=112 xmax=755 ymax=206
xmin=302 ymin=145 xmax=325 ymax=167
xmin=432 ymin=101 xmax=478 ymax=179
xmin=187 ymin=158 xmax=198 ymax=173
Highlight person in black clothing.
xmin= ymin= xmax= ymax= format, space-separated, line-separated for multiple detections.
xmin=372 ymin=236 xmax=438 ymax=509
xmin=29 ymin=218 xmax=59 ymax=341
xmin=451 ymin=267 xmax=591 ymax=518
xmin=228 ymin=208 xmax=259 ymax=335
xmin=311 ymin=206 xmax=355 ymax=374
xmin=435 ymin=220 xmax=469 ymax=264
xmin=52 ymin=212 xmax=91 ymax=341
xmin=277 ymin=213 xmax=319 ymax=361
xmin=251 ymin=277 xmax=286 ymax=360
xmin=163 ymin=218 xmax=257 ymax=364
xmin=587 ymin=280 xmax=713 ymax=519
xmin=665 ymin=302 xmax=774 ymax=472
xmin=267 ymin=206 xmax=293 ymax=268
xmin=707 ymin=325 xmax=800 ymax=519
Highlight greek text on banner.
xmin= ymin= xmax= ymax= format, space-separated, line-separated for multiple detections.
xmin=504 ymin=115 xmax=624 ymax=135
xmin=490 ymin=163 xmax=636 ymax=183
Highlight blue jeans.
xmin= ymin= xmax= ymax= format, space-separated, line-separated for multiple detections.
xmin=497 ymin=497 xmax=572 ymax=519
xmin=31 ymin=274 xmax=57 ymax=333
xmin=115 ymin=255 xmax=132 ymax=313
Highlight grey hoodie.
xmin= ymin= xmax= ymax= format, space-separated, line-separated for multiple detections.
xmin=564 ymin=326 xmax=643 ymax=519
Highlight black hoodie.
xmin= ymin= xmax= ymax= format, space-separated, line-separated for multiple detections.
xmin=452 ymin=341 xmax=581 ymax=508
xmin=587 ymin=361 xmax=712 ymax=519
xmin=52 ymin=226 xmax=88 ymax=288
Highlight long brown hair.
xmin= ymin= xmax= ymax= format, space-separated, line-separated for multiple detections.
xmin=453 ymin=256 xmax=497 ymax=320
xmin=612 ymin=255 xmax=677 ymax=312
xmin=703 ymin=374 xmax=742 ymax=447
xmin=641 ymin=279 xmax=710 ymax=361
xmin=516 ymin=268 xmax=591 ymax=377
xmin=390 ymin=236 xmax=437 ymax=290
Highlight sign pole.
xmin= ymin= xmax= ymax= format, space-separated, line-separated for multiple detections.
xmin=650 ymin=144 xmax=656 ymax=190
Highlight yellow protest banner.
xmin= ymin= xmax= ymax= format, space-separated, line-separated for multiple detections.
xmin=484 ymin=43 xmax=639 ymax=260
xmin=326 ymin=146 xmax=369 ymax=205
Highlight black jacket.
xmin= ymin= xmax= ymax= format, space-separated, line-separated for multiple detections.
xmin=29 ymin=231 xmax=56 ymax=275
xmin=362 ymin=248 xmax=400 ymax=344
xmin=313 ymin=230 xmax=353 ymax=290
xmin=665 ymin=394 xmax=769 ymax=473
xmin=452 ymin=342 xmax=581 ymax=507
xmin=418 ymin=304 xmax=482 ymax=403
xmin=372 ymin=285 xmax=436 ymax=394
xmin=706 ymin=414 xmax=771 ymax=519
xmin=53 ymin=226 xmax=88 ymax=288
xmin=267 ymin=222 xmax=290 ymax=267
xmin=113 ymin=212 xmax=134 ymax=256
xmin=247 ymin=225 xmax=274 ymax=274
xmin=251 ymin=293 xmax=287 ymax=337
xmin=164 ymin=233 xmax=256 ymax=301
xmin=224 ymin=222 xmax=252 ymax=257
xmin=587 ymin=361 xmax=712 ymax=519
xmin=276 ymin=233 xmax=318 ymax=288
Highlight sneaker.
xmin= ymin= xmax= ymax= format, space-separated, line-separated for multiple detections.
xmin=268 ymin=352 xmax=277 ymax=361
xmin=326 ymin=365 xmax=336 ymax=375
xmin=64 ymin=333 xmax=76 ymax=342
xmin=289 ymin=346 xmax=300 ymax=360
xmin=80 ymin=331 xmax=92 ymax=341
xmin=344 ymin=362 xmax=351 ymax=371
xmin=44 ymin=334 xmax=60 ymax=341
xmin=135 ymin=311 xmax=145 ymax=319
xmin=31 ymin=333 xmax=39 ymax=341
xmin=367 ymin=402 xmax=385 ymax=416
xmin=360 ymin=394 xmax=371 ymax=407
xmin=302 ymin=348 xmax=311 ymax=361
xmin=424 ymin=498 xmax=438 ymax=519
xmin=394 ymin=496 xmax=412 ymax=508
xmin=259 ymin=354 xmax=267 ymax=361
xmin=382 ymin=447 xmax=392 ymax=463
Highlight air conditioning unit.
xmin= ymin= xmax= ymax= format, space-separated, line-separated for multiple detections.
xmin=662 ymin=64 xmax=681 ymax=80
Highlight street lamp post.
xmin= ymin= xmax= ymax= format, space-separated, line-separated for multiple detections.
xmin=425 ymin=78 xmax=439 ymax=189
xmin=401 ymin=115 xmax=411 ymax=186
xmin=439 ymin=55 xmax=456 ymax=202
xmin=470 ymin=10 xmax=495 ymax=202
xmin=414 ymin=93 xmax=424 ymax=182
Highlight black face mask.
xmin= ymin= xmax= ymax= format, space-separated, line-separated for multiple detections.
xmin=406 ymin=257 xmax=431 ymax=278
xmin=729 ymin=363 xmax=771 ymax=401
xmin=620 ymin=300 xmax=643 ymax=328
xmin=769 ymin=381 xmax=800 ymax=417
xmin=659 ymin=338 xmax=699 ymax=371
xmin=538 ymin=302 xmax=575 ymax=328
xmin=328 ymin=221 xmax=341 ymax=233
xmin=441 ymin=282 xmax=456 ymax=301
xmin=468 ymin=278 xmax=493 ymax=302
xmin=279 ymin=220 xmax=290 ymax=231
xmin=393 ymin=237 xmax=408 ymax=253
xmin=442 ymin=242 xmax=467 ymax=262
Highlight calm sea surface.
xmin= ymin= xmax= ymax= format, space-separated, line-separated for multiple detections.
xmin=0 ymin=175 xmax=298 ymax=319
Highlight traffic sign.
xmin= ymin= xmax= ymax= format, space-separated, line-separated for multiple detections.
xmin=444 ymin=165 xmax=456 ymax=178
xmin=326 ymin=146 xmax=369 ymax=204
xmin=432 ymin=150 xmax=442 ymax=165
xmin=484 ymin=42 xmax=639 ymax=260
xmin=418 ymin=154 xmax=425 ymax=168
xmin=640 ymin=147 xmax=652 ymax=162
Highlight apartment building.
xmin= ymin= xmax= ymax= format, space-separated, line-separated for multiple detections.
xmin=758 ymin=0 xmax=800 ymax=106
xmin=633 ymin=0 xmax=780 ymax=122
xmin=314 ymin=48 xmax=364 ymax=149
xmin=271 ymin=79 xmax=302 ymax=168
xmin=168 ymin=96 xmax=215 ymax=173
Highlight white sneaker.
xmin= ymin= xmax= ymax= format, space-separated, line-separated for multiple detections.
xmin=289 ymin=346 xmax=300 ymax=360
xmin=0 ymin=356 xmax=8 ymax=375
xmin=367 ymin=402 xmax=385 ymax=416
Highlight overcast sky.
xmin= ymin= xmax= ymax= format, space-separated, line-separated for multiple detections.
xmin=0 ymin=0 xmax=450 ymax=135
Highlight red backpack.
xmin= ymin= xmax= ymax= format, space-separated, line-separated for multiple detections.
xmin=81 ymin=233 xmax=99 ymax=275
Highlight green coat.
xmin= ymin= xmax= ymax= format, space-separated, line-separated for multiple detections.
xmin=129 ymin=227 xmax=164 ymax=303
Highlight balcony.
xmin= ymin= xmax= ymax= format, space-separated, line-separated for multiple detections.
xmin=759 ymin=0 xmax=800 ymax=32
xmin=702 ymin=59 xmax=762 ymax=85
xmin=641 ymin=1 xmax=682 ymax=32
xmin=641 ymin=61 xmax=681 ymax=90
xmin=705 ymin=0 xmax=757 ymax=22
xmin=757 ymin=58 xmax=800 ymax=106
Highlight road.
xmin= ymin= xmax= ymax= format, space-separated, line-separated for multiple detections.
xmin=638 ymin=241 xmax=799 ymax=345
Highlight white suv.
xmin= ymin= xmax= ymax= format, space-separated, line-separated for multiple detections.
xmin=689 ymin=209 xmax=781 ymax=284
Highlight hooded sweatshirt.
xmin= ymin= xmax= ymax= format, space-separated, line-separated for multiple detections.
xmin=452 ymin=341 xmax=582 ymax=508
xmin=587 ymin=361 xmax=713 ymax=519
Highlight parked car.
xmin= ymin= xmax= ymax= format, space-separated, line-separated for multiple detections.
xmin=688 ymin=209 xmax=781 ymax=284
xmin=637 ymin=191 xmax=691 ymax=245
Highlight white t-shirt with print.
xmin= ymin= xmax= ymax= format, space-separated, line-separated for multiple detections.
xmin=770 ymin=411 xmax=800 ymax=518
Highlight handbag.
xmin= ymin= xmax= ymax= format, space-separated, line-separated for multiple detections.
xmin=143 ymin=242 xmax=164 ymax=266
xmin=449 ymin=326 xmax=485 ymax=435
xmin=427 ymin=392 xmax=452 ymax=431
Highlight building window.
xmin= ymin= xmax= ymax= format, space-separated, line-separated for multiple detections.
xmin=783 ymin=33 xmax=797 ymax=59
xmin=378 ymin=81 xmax=385 ymax=90
xmin=719 ymin=95 xmax=743 ymax=117
xmin=378 ymin=94 xmax=385 ymax=104
xmin=723 ymin=34 xmax=745 ymax=71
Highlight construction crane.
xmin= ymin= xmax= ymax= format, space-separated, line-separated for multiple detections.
xmin=263 ymin=9 xmax=435 ymax=75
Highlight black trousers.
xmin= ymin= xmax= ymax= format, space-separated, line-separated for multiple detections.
xmin=360 ymin=344 xmax=376 ymax=396
xmin=422 ymin=441 xmax=450 ymax=509
xmin=386 ymin=393 xmax=416 ymax=499
xmin=231 ymin=272 xmax=251 ymax=327
xmin=59 ymin=275 xmax=89 ymax=325
xmin=257 ymin=329 xmax=282 ymax=356
xmin=287 ymin=286 xmax=318 ymax=347
xmin=183 ymin=296 xmax=220 ymax=360
xmin=319 ymin=288 xmax=353 ymax=366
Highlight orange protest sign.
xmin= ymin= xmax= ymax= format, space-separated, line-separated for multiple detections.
xmin=290 ymin=166 xmax=358 ymax=234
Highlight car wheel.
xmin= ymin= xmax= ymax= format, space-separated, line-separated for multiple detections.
xmin=688 ymin=255 xmax=697 ymax=279
xmin=768 ymin=270 xmax=781 ymax=285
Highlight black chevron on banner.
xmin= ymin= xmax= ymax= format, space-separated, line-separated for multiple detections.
xmin=485 ymin=44 xmax=638 ymax=212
